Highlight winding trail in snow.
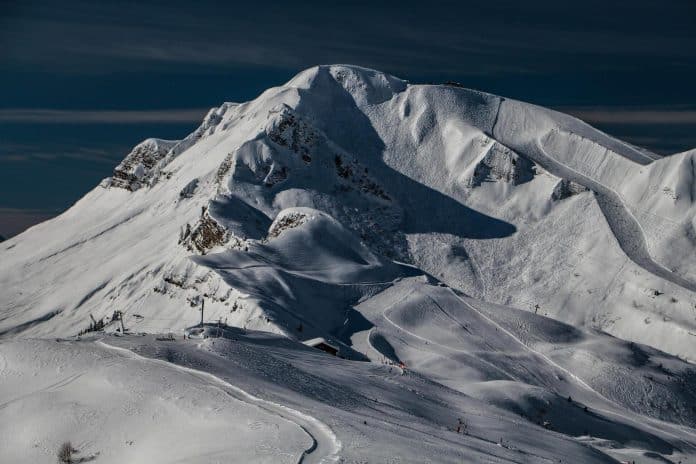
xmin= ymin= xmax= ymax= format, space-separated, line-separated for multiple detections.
xmin=368 ymin=279 xmax=696 ymax=452
xmin=97 ymin=339 xmax=341 ymax=464
xmin=0 ymin=370 xmax=87 ymax=410
xmin=446 ymin=290 xmax=696 ymax=450
xmin=378 ymin=289 xmax=518 ymax=381
xmin=534 ymin=144 xmax=696 ymax=293
xmin=487 ymin=98 xmax=696 ymax=294
xmin=496 ymin=138 xmax=696 ymax=294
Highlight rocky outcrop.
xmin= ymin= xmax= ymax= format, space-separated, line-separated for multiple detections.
xmin=551 ymin=178 xmax=589 ymax=201
xmin=110 ymin=103 xmax=237 ymax=192
xmin=268 ymin=106 xmax=317 ymax=163
xmin=111 ymin=138 xmax=177 ymax=191
xmin=267 ymin=211 xmax=309 ymax=239
xmin=216 ymin=153 xmax=235 ymax=184
xmin=179 ymin=208 xmax=229 ymax=254
xmin=179 ymin=178 xmax=199 ymax=199
xmin=334 ymin=154 xmax=390 ymax=201
xmin=468 ymin=143 xmax=535 ymax=187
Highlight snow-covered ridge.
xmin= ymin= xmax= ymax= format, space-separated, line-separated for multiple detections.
xmin=110 ymin=138 xmax=178 ymax=191
xmin=3 ymin=64 xmax=696 ymax=463
xmin=108 ymin=103 xmax=238 ymax=191
xmin=3 ymin=64 xmax=696 ymax=357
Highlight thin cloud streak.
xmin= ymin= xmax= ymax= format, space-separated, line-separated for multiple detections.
xmin=557 ymin=107 xmax=696 ymax=125
xmin=1 ymin=146 xmax=120 ymax=164
xmin=0 ymin=108 xmax=209 ymax=124
xmin=3 ymin=1 xmax=694 ymax=76
xmin=0 ymin=207 xmax=60 ymax=238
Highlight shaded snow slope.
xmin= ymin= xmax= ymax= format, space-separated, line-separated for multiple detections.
xmin=0 ymin=338 xmax=311 ymax=464
xmin=3 ymin=63 xmax=696 ymax=462
xmin=4 ymin=306 xmax=696 ymax=463
xmin=4 ymin=64 xmax=695 ymax=360
xmin=353 ymin=278 xmax=696 ymax=462
xmin=192 ymin=218 xmax=696 ymax=460
xmin=0 ymin=334 xmax=623 ymax=464
xmin=3 ymin=64 xmax=696 ymax=358
xmin=193 ymin=207 xmax=417 ymax=347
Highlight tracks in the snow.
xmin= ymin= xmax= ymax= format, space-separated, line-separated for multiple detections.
xmin=531 ymin=140 xmax=696 ymax=293
xmin=489 ymin=100 xmax=696 ymax=294
xmin=97 ymin=340 xmax=340 ymax=464
xmin=372 ymin=281 xmax=696 ymax=453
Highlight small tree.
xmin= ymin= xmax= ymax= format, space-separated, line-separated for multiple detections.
xmin=57 ymin=441 xmax=74 ymax=463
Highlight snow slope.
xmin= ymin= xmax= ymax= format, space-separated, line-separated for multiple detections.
xmin=2 ymin=64 xmax=696 ymax=462
xmin=0 ymin=338 xmax=312 ymax=464
xmin=192 ymin=206 xmax=696 ymax=461
xmin=3 ymin=65 xmax=696 ymax=359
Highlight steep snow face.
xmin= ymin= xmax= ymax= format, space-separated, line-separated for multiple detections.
xmin=193 ymin=207 xmax=414 ymax=347
xmin=1 ymin=334 xmax=630 ymax=464
xmin=2 ymin=64 xmax=696 ymax=361
xmin=3 ymin=64 xmax=696 ymax=463
xmin=0 ymin=339 xmax=312 ymax=464
xmin=618 ymin=148 xmax=696 ymax=278
xmin=110 ymin=138 xmax=179 ymax=191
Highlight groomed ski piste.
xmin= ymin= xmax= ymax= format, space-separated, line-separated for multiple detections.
xmin=96 ymin=340 xmax=341 ymax=464
xmin=3 ymin=65 xmax=696 ymax=463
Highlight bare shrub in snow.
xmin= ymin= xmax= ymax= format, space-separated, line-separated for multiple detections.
xmin=57 ymin=441 xmax=74 ymax=463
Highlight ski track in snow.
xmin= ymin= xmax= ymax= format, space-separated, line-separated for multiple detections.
xmin=6 ymin=65 xmax=696 ymax=463
xmin=448 ymin=290 xmax=696 ymax=450
xmin=492 ymin=122 xmax=696 ymax=294
xmin=96 ymin=340 xmax=341 ymax=464
xmin=379 ymin=288 xmax=515 ymax=381
xmin=0 ymin=370 xmax=86 ymax=411
xmin=375 ymin=279 xmax=696 ymax=454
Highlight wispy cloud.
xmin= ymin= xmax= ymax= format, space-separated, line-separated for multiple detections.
xmin=3 ymin=0 xmax=695 ymax=76
xmin=552 ymin=105 xmax=696 ymax=154
xmin=556 ymin=106 xmax=696 ymax=125
xmin=0 ymin=207 xmax=60 ymax=238
xmin=0 ymin=145 xmax=120 ymax=164
xmin=0 ymin=108 xmax=208 ymax=124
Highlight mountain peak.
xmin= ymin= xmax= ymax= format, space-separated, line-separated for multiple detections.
xmin=4 ymin=64 xmax=696 ymax=463
xmin=4 ymin=64 xmax=696 ymax=364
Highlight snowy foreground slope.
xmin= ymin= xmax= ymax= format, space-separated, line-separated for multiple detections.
xmin=3 ymin=65 xmax=696 ymax=462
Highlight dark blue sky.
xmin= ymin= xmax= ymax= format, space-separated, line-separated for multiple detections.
xmin=1 ymin=0 xmax=695 ymax=237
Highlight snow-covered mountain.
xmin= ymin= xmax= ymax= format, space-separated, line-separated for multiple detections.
xmin=2 ymin=65 xmax=696 ymax=463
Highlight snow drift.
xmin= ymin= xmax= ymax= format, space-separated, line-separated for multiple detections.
xmin=3 ymin=64 xmax=696 ymax=463
xmin=3 ymin=64 xmax=695 ymax=360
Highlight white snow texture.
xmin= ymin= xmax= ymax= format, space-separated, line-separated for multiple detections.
xmin=2 ymin=65 xmax=696 ymax=463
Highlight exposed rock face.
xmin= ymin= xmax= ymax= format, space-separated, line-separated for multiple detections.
xmin=110 ymin=103 xmax=237 ymax=192
xmin=262 ymin=163 xmax=289 ymax=187
xmin=468 ymin=143 xmax=535 ymax=187
xmin=179 ymin=178 xmax=199 ymax=199
xmin=179 ymin=209 xmax=229 ymax=254
xmin=333 ymin=154 xmax=390 ymax=201
xmin=111 ymin=139 xmax=177 ymax=191
xmin=216 ymin=154 xmax=235 ymax=185
xmin=552 ymin=178 xmax=589 ymax=201
xmin=268 ymin=106 xmax=317 ymax=163
xmin=267 ymin=211 xmax=309 ymax=239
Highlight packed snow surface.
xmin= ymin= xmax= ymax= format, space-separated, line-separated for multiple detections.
xmin=2 ymin=65 xmax=696 ymax=462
